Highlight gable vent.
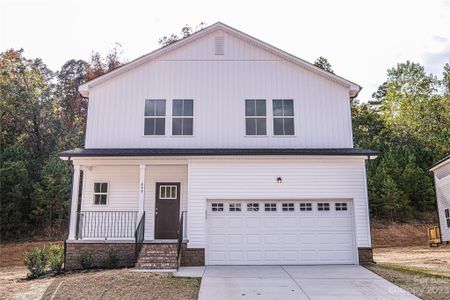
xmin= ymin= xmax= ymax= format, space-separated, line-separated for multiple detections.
xmin=215 ymin=36 xmax=225 ymax=55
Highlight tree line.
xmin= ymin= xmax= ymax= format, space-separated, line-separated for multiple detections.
xmin=1 ymin=40 xmax=449 ymax=240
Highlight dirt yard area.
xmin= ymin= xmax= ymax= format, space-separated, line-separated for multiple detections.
xmin=367 ymin=264 xmax=450 ymax=300
xmin=371 ymin=220 xmax=434 ymax=248
xmin=0 ymin=241 xmax=63 ymax=268
xmin=0 ymin=267 xmax=200 ymax=300
xmin=373 ymin=245 xmax=450 ymax=277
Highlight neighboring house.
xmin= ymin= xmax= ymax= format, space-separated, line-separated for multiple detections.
xmin=60 ymin=22 xmax=377 ymax=270
xmin=429 ymin=155 xmax=450 ymax=244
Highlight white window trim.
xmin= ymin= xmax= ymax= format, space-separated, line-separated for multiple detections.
xmin=159 ymin=185 xmax=178 ymax=199
xmin=272 ymin=99 xmax=295 ymax=136
xmin=244 ymin=99 xmax=268 ymax=137
xmin=93 ymin=182 xmax=109 ymax=206
xmin=143 ymin=99 xmax=167 ymax=137
xmin=171 ymin=99 xmax=194 ymax=137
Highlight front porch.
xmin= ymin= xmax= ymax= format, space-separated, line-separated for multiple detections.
xmin=65 ymin=160 xmax=194 ymax=270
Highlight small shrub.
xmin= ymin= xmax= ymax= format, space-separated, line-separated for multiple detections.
xmin=48 ymin=244 xmax=64 ymax=274
xmin=77 ymin=250 xmax=94 ymax=269
xmin=102 ymin=247 xmax=119 ymax=269
xmin=23 ymin=247 xmax=49 ymax=279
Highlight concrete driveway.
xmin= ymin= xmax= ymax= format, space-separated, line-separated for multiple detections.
xmin=198 ymin=265 xmax=418 ymax=300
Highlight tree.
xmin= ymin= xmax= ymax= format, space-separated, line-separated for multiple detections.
xmin=158 ymin=22 xmax=206 ymax=47
xmin=313 ymin=56 xmax=334 ymax=73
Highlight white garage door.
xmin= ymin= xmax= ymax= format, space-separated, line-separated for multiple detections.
xmin=206 ymin=200 xmax=356 ymax=265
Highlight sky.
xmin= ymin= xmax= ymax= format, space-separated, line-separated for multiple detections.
xmin=1 ymin=0 xmax=449 ymax=101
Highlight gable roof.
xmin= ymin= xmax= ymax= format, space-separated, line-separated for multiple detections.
xmin=79 ymin=22 xmax=361 ymax=98
xmin=429 ymin=154 xmax=450 ymax=172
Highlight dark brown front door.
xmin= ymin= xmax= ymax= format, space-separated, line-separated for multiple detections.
xmin=155 ymin=183 xmax=180 ymax=239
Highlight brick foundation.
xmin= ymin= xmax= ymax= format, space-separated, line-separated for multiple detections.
xmin=65 ymin=241 xmax=135 ymax=270
xmin=358 ymin=247 xmax=373 ymax=264
xmin=180 ymin=244 xmax=205 ymax=266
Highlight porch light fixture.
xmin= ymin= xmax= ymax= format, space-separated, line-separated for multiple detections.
xmin=277 ymin=177 xmax=283 ymax=184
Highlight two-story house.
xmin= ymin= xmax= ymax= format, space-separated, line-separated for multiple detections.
xmin=60 ymin=22 xmax=377 ymax=270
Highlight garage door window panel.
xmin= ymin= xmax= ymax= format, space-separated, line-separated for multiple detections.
xmin=212 ymin=203 xmax=224 ymax=212
xmin=299 ymin=203 xmax=312 ymax=211
xmin=282 ymin=203 xmax=295 ymax=211
xmin=247 ymin=203 xmax=260 ymax=211
xmin=318 ymin=203 xmax=330 ymax=211
xmin=229 ymin=203 xmax=242 ymax=212
xmin=265 ymin=203 xmax=277 ymax=211
xmin=335 ymin=203 xmax=348 ymax=211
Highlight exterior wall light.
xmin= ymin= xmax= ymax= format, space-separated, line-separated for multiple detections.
xmin=277 ymin=177 xmax=282 ymax=184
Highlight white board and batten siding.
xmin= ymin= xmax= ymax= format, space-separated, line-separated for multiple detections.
xmin=187 ymin=157 xmax=372 ymax=252
xmin=84 ymin=30 xmax=354 ymax=149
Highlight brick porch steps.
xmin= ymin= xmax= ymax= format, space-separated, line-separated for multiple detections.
xmin=135 ymin=243 xmax=178 ymax=269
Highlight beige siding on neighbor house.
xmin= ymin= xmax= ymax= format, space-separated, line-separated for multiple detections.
xmin=84 ymin=30 xmax=353 ymax=149
xmin=187 ymin=156 xmax=371 ymax=249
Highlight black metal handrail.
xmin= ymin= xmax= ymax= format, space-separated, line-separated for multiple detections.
xmin=77 ymin=211 xmax=138 ymax=239
xmin=135 ymin=212 xmax=145 ymax=261
xmin=176 ymin=211 xmax=187 ymax=262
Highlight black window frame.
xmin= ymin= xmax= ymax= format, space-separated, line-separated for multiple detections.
xmin=272 ymin=99 xmax=294 ymax=136
xmin=446 ymin=208 xmax=450 ymax=228
xmin=144 ymin=99 xmax=166 ymax=136
xmin=245 ymin=99 xmax=267 ymax=136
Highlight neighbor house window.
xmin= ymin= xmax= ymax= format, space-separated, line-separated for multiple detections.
xmin=245 ymin=99 xmax=266 ymax=135
xmin=172 ymin=99 xmax=193 ymax=135
xmin=318 ymin=203 xmax=330 ymax=211
xmin=335 ymin=203 xmax=348 ymax=211
xmin=273 ymin=99 xmax=294 ymax=135
xmin=229 ymin=203 xmax=242 ymax=212
xmin=247 ymin=203 xmax=259 ymax=211
xmin=212 ymin=203 xmax=224 ymax=212
xmin=446 ymin=209 xmax=450 ymax=228
xmin=282 ymin=203 xmax=295 ymax=211
xmin=93 ymin=182 xmax=108 ymax=205
xmin=264 ymin=203 xmax=277 ymax=211
xmin=299 ymin=203 xmax=312 ymax=211
xmin=144 ymin=100 xmax=166 ymax=135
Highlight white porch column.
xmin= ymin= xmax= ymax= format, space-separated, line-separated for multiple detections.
xmin=138 ymin=165 xmax=146 ymax=218
xmin=68 ymin=164 xmax=81 ymax=240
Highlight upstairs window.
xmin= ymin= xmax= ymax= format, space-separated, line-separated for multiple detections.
xmin=144 ymin=100 xmax=166 ymax=135
xmin=273 ymin=99 xmax=294 ymax=135
xmin=172 ymin=99 xmax=193 ymax=135
xmin=245 ymin=100 xmax=266 ymax=136
xmin=93 ymin=182 xmax=108 ymax=205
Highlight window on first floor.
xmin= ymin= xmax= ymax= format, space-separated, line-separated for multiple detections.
xmin=144 ymin=99 xmax=166 ymax=135
xmin=93 ymin=182 xmax=108 ymax=205
xmin=445 ymin=209 xmax=450 ymax=228
xmin=172 ymin=99 xmax=193 ymax=135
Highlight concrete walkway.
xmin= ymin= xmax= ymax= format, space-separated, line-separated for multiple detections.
xmin=195 ymin=265 xmax=418 ymax=300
